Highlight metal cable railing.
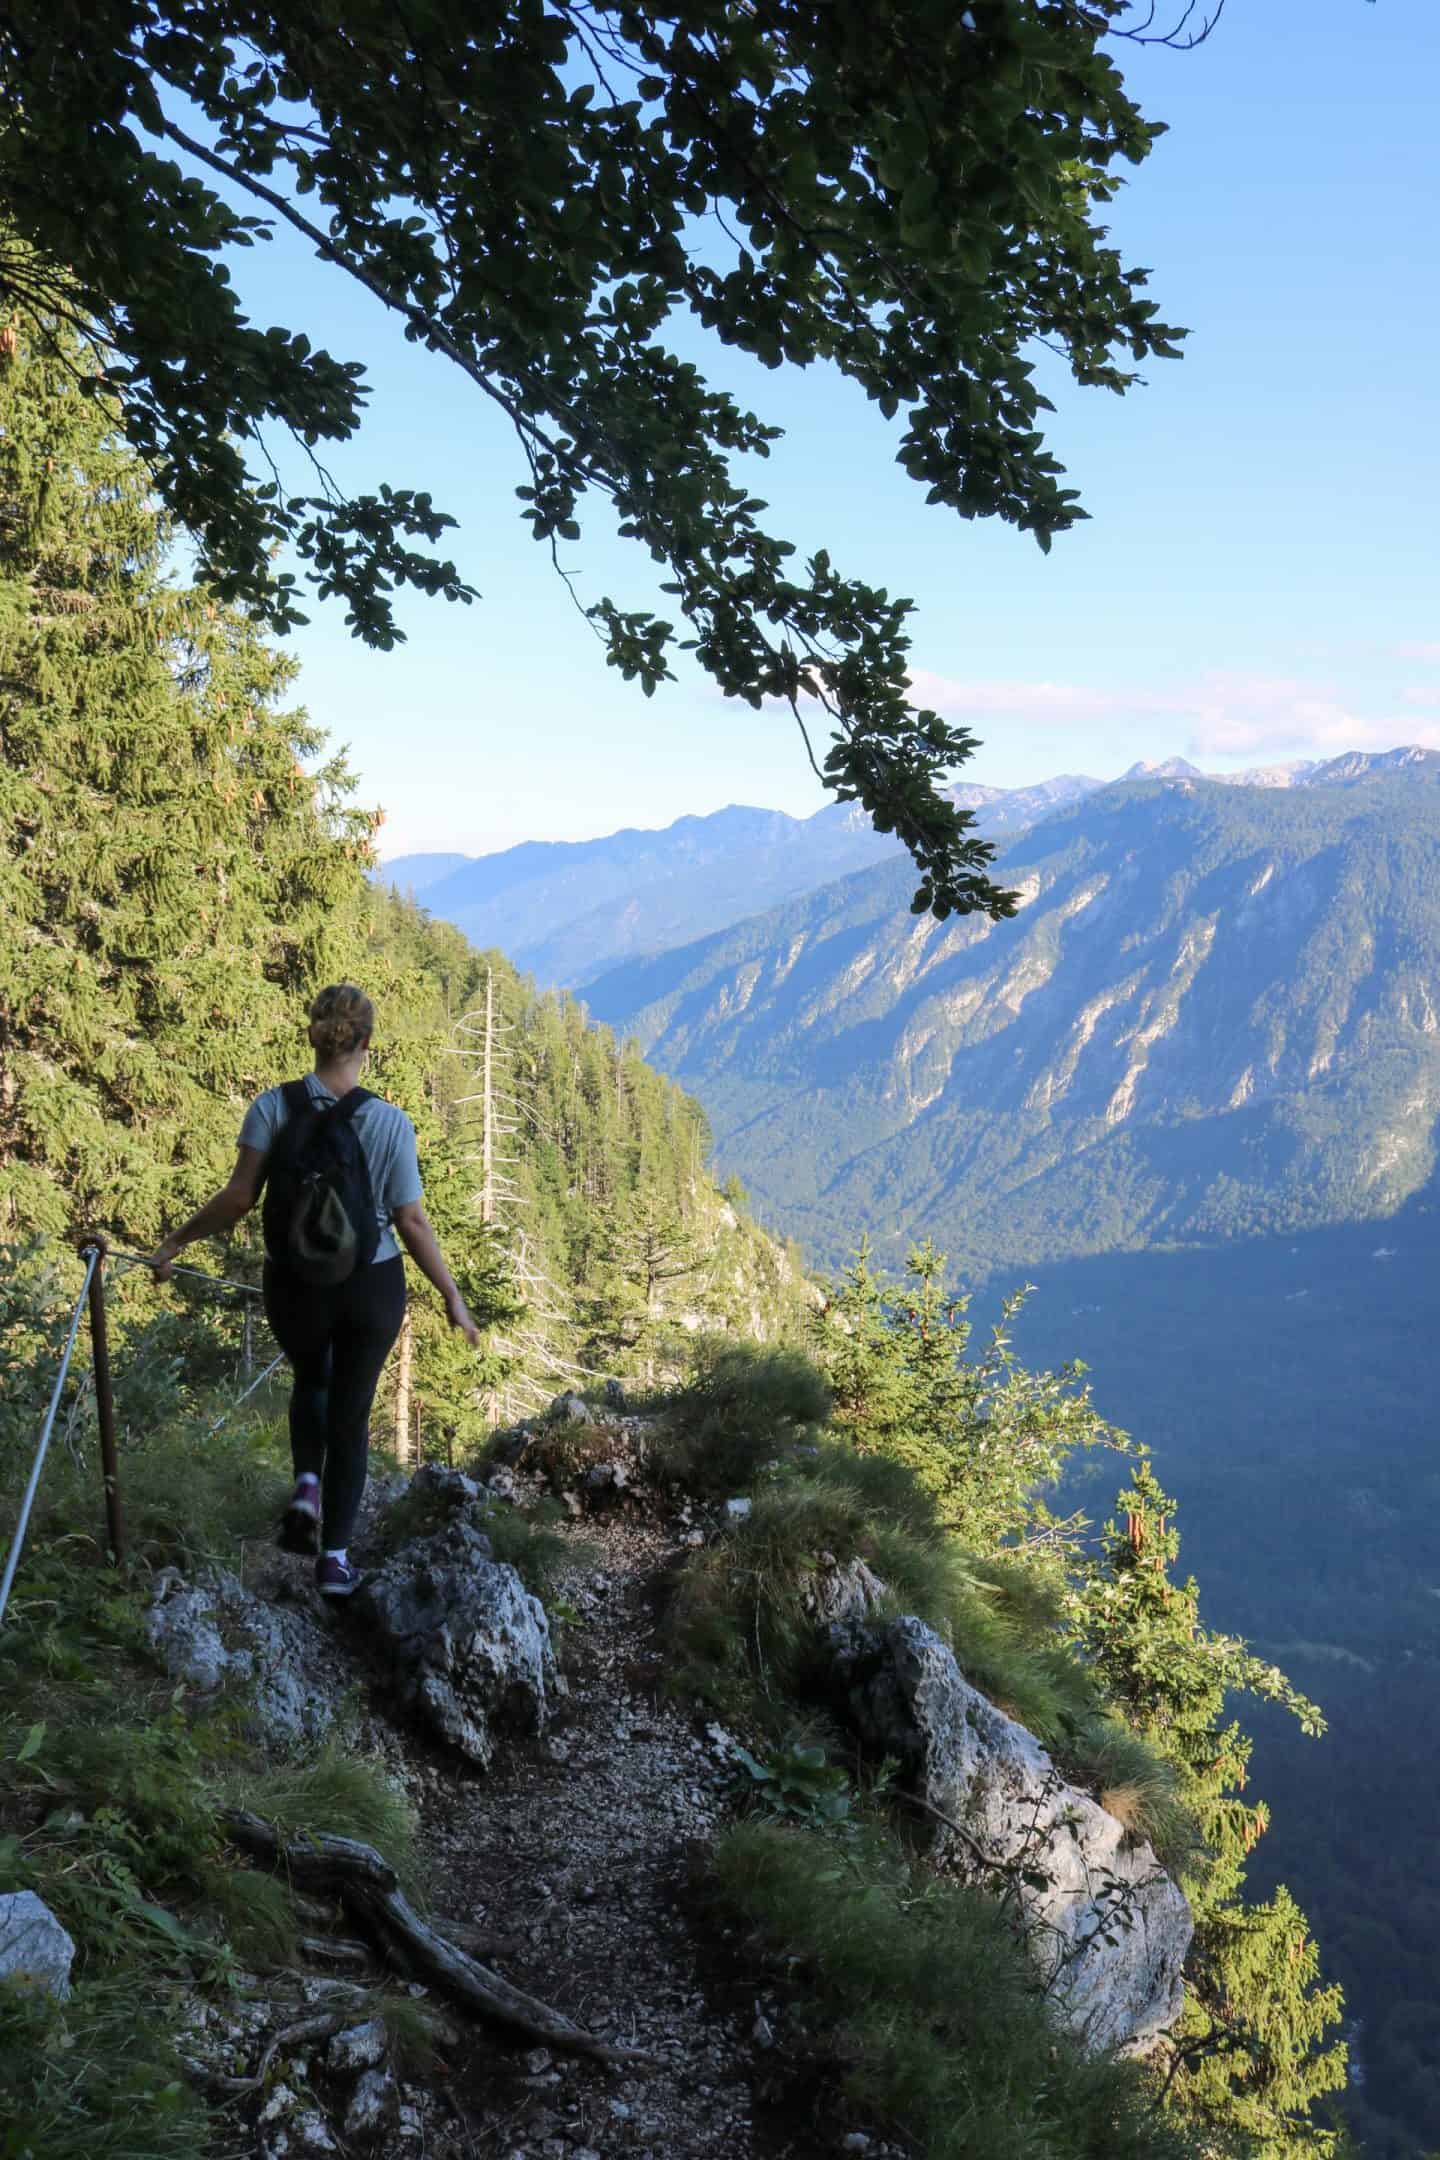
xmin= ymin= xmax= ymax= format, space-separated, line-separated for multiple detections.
xmin=0 ymin=1240 xmax=286 ymax=1629
xmin=0 ymin=1247 xmax=100 ymax=1627
xmin=105 ymin=1248 xmax=264 ymax=1298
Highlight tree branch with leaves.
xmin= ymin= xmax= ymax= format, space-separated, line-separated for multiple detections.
xmin=0 ymin=0 xmax=1192 ymax=918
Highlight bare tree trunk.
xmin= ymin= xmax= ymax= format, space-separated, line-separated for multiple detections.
xmin=481 ymin=965 xmax=495 ymax=1226
xmin=394 ymin=1306 xmax=413 ymax=1467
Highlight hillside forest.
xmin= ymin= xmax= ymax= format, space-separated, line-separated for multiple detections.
xmin=0 ymin=327 xmax=1362 ymax=2158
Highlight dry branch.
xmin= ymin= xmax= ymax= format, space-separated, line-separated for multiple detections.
xmin=221 ymin=1809 xmax=650 ymax=2066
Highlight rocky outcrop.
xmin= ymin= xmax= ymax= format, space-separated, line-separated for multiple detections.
xmin=0 ymin=1890 xmax=75 ymax=1999
xmin=353 ymin=1516 xmax=555 ymax=1766
xmin=801 ymin=1554 xmax=887 ymax=1628
xmin=830 ymin=1615 xmax=1192 ymax=2058
xmin=145 ymin=1568 xmax=341 ymax=1747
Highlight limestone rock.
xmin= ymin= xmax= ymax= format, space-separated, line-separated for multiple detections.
xmin=802 ymin=1554 xmax=886 ymax=1627
xmin=0 ymin=1891 xmax=75 ymax=1999
xmin=145 ymin=1568 xmax=338 ymax=1747
xmin=406 ymin=1463 xmax=482 ymax=1508
xmin=830 ymin=1615 xmax=1193 ymax=2057
xmin=353 ymin=1517 xmax=555 ymax=1766
xmin=343 ymin=2065 xmax=398 ymax=2146
xmin=329 ymin=2018 xmax=388 ymax=2073
xmin=548 ymin=1391 xmax=593 ymax=1424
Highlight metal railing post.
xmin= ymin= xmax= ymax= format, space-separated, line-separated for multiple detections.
xmin=81 ymin=1243 xmax=125 ymax=1565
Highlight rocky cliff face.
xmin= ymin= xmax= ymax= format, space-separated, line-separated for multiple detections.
xmin=830 ymin=1615 xmax=1192 ymax=2058
xmin=585 ymin=769 xmax=1440 ymax=1269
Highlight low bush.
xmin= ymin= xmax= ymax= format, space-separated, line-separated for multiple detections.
xmin=651 ymin=1342 xmax=831 ymax=1496
xmin=669 ymin=1439 xmax=1095 ymax=1740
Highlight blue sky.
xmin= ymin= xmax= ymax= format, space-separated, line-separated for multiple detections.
xmin=220 ymin=2 xmax=1440 ymax=856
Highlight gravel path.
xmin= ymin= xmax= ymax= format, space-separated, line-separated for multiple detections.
xmin=421 ymin=1512 xmax=820 ymax=2160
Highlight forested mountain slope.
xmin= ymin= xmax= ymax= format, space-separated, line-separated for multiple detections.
xmin=0 ymin=324 xmax=805 ymax=1443
xmin=586 ymin=769 xmax=1440 ymax=1271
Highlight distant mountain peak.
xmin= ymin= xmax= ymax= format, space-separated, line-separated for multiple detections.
xmin=1121 ymin=756 xmax=1205 ymax=781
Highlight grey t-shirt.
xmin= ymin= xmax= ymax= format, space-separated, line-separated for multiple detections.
xmin=239 ymin=1076 xmax=422 ymax=1265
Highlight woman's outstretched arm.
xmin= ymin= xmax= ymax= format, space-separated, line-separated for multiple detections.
xmin=146 ymin=1147 xmax=265 ymax=1279
xmin=391 ymin=1199 xmax=481 ymax=1345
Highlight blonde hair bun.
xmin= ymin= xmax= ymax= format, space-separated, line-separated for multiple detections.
xmin=308 ymin=983 xmax=375 ymax=1062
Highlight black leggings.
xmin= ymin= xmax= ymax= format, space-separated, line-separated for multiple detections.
xmin=263 ymin=1256 xmax=407 ymax=1548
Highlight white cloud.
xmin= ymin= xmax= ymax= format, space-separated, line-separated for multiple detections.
xmin=910 ymin=665 xmax=1440 ymax=760
xmin=908 ymin=669 xmax=1179 ymax=721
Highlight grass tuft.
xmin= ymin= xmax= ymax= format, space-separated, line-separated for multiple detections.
xmin=0 ymin=1976 xmax=211 ymax=2160
xmin=669 ymin=1438 xmax=1097 ymax=1749
xmin=197 ymin=1858 xmax=298 ymax=1964
xmin=712 ymin=1819 xmax=1193 ymax=2160
xmin=479 ymin=1499 xmax=572 ymax=1600
xmin=236 ymin=1744 xmax=422 ymax=1893
xmin=1060 ymin=1716 xmax=1195 ymax=1872
xmin=373 ymin=1985 xmax=444 ymax=2072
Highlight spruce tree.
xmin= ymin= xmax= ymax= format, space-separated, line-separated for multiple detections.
xmin=816 ymin=1240 xmax=1123 ymax=1551
xmin=0 ymin=313 xmax=375 ymax=1246
xmin=1071 ymin=1461 xmax=1349 ymax=2155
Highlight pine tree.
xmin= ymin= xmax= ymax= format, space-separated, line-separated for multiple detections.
xmin=0 ymin=311 xmax=375 ymax=1246
xmin=816 ymin=1240 xmax=1122 ymax=1551
xmin=1071 ymin=1461 xmax=1349 ymax=2155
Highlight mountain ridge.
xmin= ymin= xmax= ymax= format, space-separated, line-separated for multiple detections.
xmin=382 ymin=747 xmax=1440 ymax=991
xmin=581 ymin=764 xmax=1440 ymax=1274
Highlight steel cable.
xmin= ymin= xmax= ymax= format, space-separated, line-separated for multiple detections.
xmin=104 ymin=1248 xmax=263 ymax=1298
xmin=0 ymin=1247 xmax=99 ymax=1627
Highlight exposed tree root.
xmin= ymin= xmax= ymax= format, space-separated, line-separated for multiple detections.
xmin=183 ymin=2009 xmax=353 ymax=2098
xmin=221 ymin=1808 xmax=652 ymax=2067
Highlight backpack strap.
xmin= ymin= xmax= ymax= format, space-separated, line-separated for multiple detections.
xmin=256 ymin=1079 xmax=318 ymax=1196
xmin=329 ymin=1086 xmax=375 ymax=1125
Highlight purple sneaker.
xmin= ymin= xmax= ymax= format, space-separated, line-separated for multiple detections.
xmin=279 ymin=1474 xmax=321 ymax=1556
xmin=315 ymin=1553 xmax=361 ymax=1598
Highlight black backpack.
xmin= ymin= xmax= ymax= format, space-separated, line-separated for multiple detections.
xmin=260 ymin=1081 xmax=380 ymax=1286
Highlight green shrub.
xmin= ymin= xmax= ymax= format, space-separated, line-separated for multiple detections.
xmin=653 ymin=1342 xmax=832 ymax=1495
xmin=734 ymin=1740 xmax=853 ymax=1827
xmin=712 ymin=1820 xmax=1197 ymax=2160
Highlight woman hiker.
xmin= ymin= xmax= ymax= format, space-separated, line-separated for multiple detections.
xmin=144 ymin=983 xmax=480 ymax=1596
